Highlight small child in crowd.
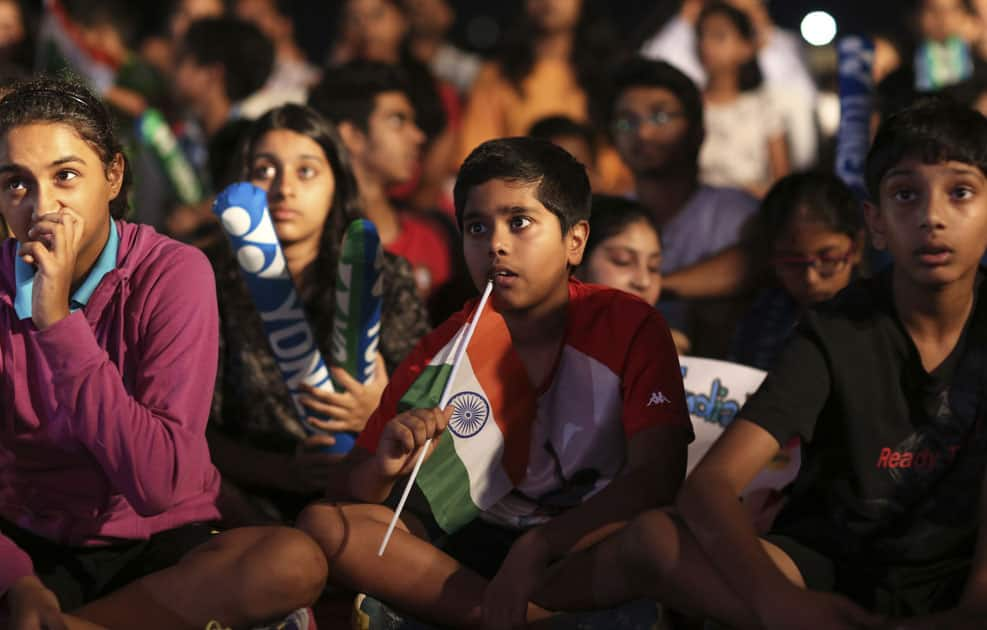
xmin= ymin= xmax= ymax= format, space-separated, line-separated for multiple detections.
xmin=731 ymin=172 xmax=865 ymax=370
xmin=578 ymin=194 xmax=691 ymax=354
xmin=297 ymin=137 xmax=692 ymax=628
xmin=696 ymin=1 xmax=789 ymax=197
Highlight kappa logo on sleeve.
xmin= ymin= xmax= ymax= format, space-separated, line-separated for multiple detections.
xmin=648 ymin=391 xmax=671 ymax=407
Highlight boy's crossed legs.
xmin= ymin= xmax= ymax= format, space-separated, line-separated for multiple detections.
xmin=298 ymin=501 xmax=873 ymax=630
xmin=298 ymin=502 xmax=563 ymax=628
xmin=534 ymin=509 xmax=886 ymax=630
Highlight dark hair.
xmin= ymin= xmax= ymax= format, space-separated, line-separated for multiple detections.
xmin=329 ymin=2 xmax=446 ymax=141
xmin=64 ymin=0 xmax=141 ymax=49
xmin=496 ymin=0 xmax=618 ymax=127
xmin=528 ymin=115 xmax=597 ymax=159
xmin=610 ymin=57 xmax=705 ymax=157
xmin=239 ymin=103 xmax=363 ymax=339
xmin=393 ymin=52 xmax=446 ymax=141
xmin=207 ymin=117 xmax=253 ymax=191
xmin=308 ymin=61 xmax=411 ymax=132
xmin=454 ymin=136 xmax=591 ymax=235
xmin=0 ymin=0 xmax=37 ymax=74
xmin=180 ymin=17 xmax=274 ymax=102
xmin=266 ymin=0 xmax=292 ymax=17
xmin=0 ymin=75 xmax=131 ymax=218
xmin=584 ymin=194 xmax=660 ymax=263
xmin=865 ymin=98 xmax=987 ymax=201
xmin=696 ymin=2 xmax=763 ymax=92
xmin=759 ymin=172 xmax=862 ymax=246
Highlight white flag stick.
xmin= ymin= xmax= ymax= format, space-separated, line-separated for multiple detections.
xmin=378 ymin=280 xmax=495 ymax=556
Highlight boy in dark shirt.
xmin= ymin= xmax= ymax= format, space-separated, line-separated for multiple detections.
xmin=538 ymin=99 xmax=987 ymax=629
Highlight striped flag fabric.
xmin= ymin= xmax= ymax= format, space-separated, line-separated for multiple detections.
xmin=38 ymin=0 xmax=119 ymax=94
xmin=407 ymin=302 xmax=537 ymax=534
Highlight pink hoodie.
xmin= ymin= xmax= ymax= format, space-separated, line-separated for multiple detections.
xmin=0 ymin=221 xmax=220 ymax=596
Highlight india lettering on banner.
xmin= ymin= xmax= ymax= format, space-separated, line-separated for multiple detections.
xmin=680 ymin=357 xmax=765 ymax=465
xmin=679 ymin=357 xmax=800 ymax=502
xmin=683 ymin=372 xmax=742 ymax=428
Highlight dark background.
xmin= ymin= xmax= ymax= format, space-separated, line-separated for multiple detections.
xmin=290 ymin=0 xmax=913 ymax=65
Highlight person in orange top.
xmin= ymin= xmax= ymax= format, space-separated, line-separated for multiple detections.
xmin=458 ymin=0 xmax=632 ymax=195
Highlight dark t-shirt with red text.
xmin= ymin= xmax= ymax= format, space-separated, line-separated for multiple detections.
xmin=740 ymin=269 xmax=987 ymax=567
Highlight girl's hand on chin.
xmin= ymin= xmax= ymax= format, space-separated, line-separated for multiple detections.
xmin=20 ymin=208 xmax=86 ymax=330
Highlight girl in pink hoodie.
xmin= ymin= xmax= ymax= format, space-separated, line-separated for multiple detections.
xmin=0 ymin=77 xmax=326 ymax=629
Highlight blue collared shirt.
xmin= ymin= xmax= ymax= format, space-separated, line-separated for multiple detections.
xmin=14 ymin=221 xmax=119 ymax=320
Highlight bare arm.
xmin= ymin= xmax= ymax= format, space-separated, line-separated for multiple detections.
xmin=662 ymin=245 xmax=758 ymax=299
xmin=346 ymin=446 xmax=396 ymax=503
xmin=528 ymin=424 xmax=689 ymax=558
xmin=676 ymin=419 xmax=791 ymax=618
xmin=348 ymin=408 xmax=452 ymax=503
xmin=481 ymin=423 xmax=690 ymax=629
xmin=767 ymin=133 xmax=791 ymax=183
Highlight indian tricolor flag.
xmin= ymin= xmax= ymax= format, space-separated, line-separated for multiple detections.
xmin=403 ymin=296 xmax=537 ymax=534
xmin=38 ymin=0 xmax=119 ymax=94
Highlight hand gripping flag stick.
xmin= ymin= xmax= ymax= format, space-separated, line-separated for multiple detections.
xmin=378 ymin=280 xmax=495 ymax=556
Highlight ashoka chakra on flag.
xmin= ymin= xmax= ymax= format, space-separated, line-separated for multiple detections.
xmin=448 ymin=391 xmax=490 ymax=438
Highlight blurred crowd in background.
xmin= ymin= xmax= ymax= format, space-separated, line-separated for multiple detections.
xmin=2 ymin=0 xmax=987 ymax=355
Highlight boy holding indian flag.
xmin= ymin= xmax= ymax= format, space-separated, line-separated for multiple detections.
xmin=298 ymin=137 xmax=692 ymax=628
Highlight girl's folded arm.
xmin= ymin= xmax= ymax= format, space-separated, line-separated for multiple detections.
xmin=35 ymin=248 xmax=219 ymax=516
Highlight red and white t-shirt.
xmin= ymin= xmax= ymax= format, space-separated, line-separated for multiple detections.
xmin=358 ymin=280 xmax=692 ymax=528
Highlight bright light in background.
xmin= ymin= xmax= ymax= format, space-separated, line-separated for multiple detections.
xmin=801 ymin=11 xmax=837 ymax=47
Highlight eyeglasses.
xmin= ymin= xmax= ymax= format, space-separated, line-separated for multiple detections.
xmin=611 ymin=110 xmax=685 ymax=135
xmin=771 ymin=247 xmax=855 ymax=278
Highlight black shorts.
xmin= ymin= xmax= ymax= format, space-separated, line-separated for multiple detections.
xmin=765 ymin=534 xmax=970 ymax=616
xmin=384 ymin=483 xmax=522 ymax=580
xmin=0 ymin=518 xmax=217 ymax=612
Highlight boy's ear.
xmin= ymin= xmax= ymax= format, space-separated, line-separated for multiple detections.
xmin=863 ymin=200 xmax=887 ymax=251
xmin=566 ymin=219 xmax=590 ymax=267
xmin=338 ymin=121 xmax=367 ymax=159
xmin=106 ymin=153 xmax=125 ymax=202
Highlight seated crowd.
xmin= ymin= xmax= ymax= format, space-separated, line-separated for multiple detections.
xmin=3 ymin=1 xmax=987 ymax=629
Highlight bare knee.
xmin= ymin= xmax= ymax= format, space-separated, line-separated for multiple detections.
xmin=760 ymin=539 xmax=806 ymax=588
xmin=296 ymin=502 xmax=397 ymax=561
xmin=240 ymin=528 xmax=328 ymax=617
xmin=619 ymin=509 xmax=681 ymax=581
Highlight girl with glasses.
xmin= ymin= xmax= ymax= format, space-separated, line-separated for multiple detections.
xmin=730 ymin=172 xmax=865 ymax=370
